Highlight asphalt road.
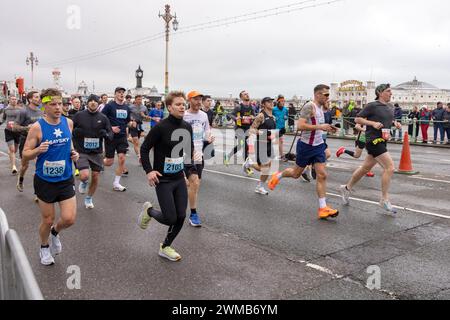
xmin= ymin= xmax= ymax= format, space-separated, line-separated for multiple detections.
xmin=0 ymin=127 xmax=449 ymax=300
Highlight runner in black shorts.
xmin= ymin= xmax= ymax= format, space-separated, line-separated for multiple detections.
xmin=73 ymin=94 xmax=113 ymax=209
xmin=340 ymin=84 xmax=401 ymax=214
xmin=22 ymin=88 xmax=79 ymax=266
xmin=129 ymin=95 xmax=150 ymax=161
xmin=138 ymin=91 xmax=194 ymax=262
xmin=1 ymin=96 xmax=22 ymax=174
xmin=102 ymin=87 xmax=132 ymax=192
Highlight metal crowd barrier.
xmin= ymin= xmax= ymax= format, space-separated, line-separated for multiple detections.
xmin=0 ymin=208 xmax=43 ymax=300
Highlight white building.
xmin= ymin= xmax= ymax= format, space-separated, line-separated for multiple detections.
xmin=331 ymin=78 xmax=450 ymax=110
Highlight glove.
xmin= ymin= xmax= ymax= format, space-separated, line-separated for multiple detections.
xmin=99 ymin=129 xmax=108 ymax=138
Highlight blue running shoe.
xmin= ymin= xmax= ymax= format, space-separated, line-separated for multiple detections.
xmin=189 ymin=213 xmax=202 ymax=227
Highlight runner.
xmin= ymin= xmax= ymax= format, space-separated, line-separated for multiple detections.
xmin=149 ymin=101 xmax=164 ymax=129
xmin=97 ymin=94 xmax=109 ymax=113
xmin=340 ymin=84 xmax=401 ymax=214
xmin=68 ymin=97 xmax=83 ymax=119
xmin=14 ymin=91 xmax=44 ymax=192
xmin=183 ymin=91 xmax=214 ymax=227
xmin=272 ymin=95 xmax=288 ymax=160
xmin=129 ymin=95 xmax=149 ymax=161
xmin=73 ymin=94 xmax=113 ymax=209
xmin=138 ymin=91 xmax=194 ymax=261
xmin=22 ymin=88 xmax=79 ymax=266
xmin=335 ymin=123 xmax=375 ymax=177
xmin=243 ymin=97 xmax=277 ymax=195
xmin=267 ymin=84 xmax=339 ymax=219
xmin=224 ymin=90 xmax=255 ymax=172
xmin=102 ymin=87 xmax=132 ymax=191
xmin=1 ymin=96 xmax=22 ymax=174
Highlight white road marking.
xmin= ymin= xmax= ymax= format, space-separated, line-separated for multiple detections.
xmin=409 ymin=176 xmax=450 ymax=184
xmin=204 ymin=169 xmax=450 ymax=220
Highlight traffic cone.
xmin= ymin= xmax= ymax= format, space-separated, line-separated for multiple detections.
xmin=395 ymin=132 xmax=419 ymax=175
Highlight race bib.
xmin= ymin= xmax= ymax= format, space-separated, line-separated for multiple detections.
xmin=192 ymin=126 xmax=204 ymax=141
xmin=382 ymin=129 xmax=391 ymax=141
xmin=116 ymin=109 xmax=128 ymax=119
xmin=164 ymin=157 xmax=184 ymax=174
xmin=43 ymin=160 xmax=66 ymax=177
xmin=7 ymin=121 xmax=14 ymax=130
xmin=242 ymin=116 xmax=251 ymax=125
xmin=84 ymin=138 xmax=100 ymax=149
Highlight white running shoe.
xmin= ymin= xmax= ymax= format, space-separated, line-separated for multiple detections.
xmin=380 ymin=200 xmax=397 ymax=214
xmin=50 ymin=233 xmax=62 ymax=256
xmin=113 ymin=184 xmax=127 ymax=192
xmin=340 ymin=185 xmax=351 ymax=205
xmin=85 ymin=197 xmax=94 ymax=209
xmin=242 ymin=157 xmax=254 ymax=176
xmin=255 ymin=186 xmax=269 ymax=195
xmin=40 ymin=247 xmax=55 ymax=266
xmin=138 ymin=202 xmax=153 ymax=230
xmin=78 ymin=181 xmax=88 ymax=194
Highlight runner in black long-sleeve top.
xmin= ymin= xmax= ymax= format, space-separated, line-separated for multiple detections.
xmin=138 ymin=91 xmax=194 ymax=262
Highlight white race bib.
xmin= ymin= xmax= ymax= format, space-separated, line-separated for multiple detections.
xmin=43 ymin=160 xmax=66 ymax=177
xmin=84 ymin=138 xmax=100 ymax=149
xmin=164 ymin=157 xmax=184 ymax=174
xmin=116 ymin=109 xmax=128 ymax=119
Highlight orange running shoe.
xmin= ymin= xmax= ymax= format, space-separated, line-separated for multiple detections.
xmin=268 ymin=172 xmax=281 ymax=190
xmin=318 ymin=206 xmax=339 ymax=219
xmin=366 ymin=171 xmax=375 ymax=177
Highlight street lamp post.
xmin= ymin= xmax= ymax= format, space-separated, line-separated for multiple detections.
xmin=159 ymin=4 xmax=178 ymax=97
xmin=26 ymin=52 xmax=39 ymax=89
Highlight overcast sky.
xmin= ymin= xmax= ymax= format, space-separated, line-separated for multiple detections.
xmin=1 ymin=0 xmax=449 ymax=99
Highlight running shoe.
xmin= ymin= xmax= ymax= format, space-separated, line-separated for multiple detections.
xmin=12 ymin=166 xmax=18 ymax=175
xmin=84 ymin=197 xmax=94 ymax=209
xmin=39 ymin=247 xmax=55 ymax=266
xmin=366 ymin=171 xmax=375 ymax=178
xmin=318 ymin=206 xmax=340 ymax=219
xmin=113 ymin=184 xmax=127 ymax=192
xmin=380 ymin=200 xmax=397 ymax=214
xmin=255 ymin=186 xmax=269 ymax=195
xmin=242 ymin=157 xmax=253 ymax=176
xmin=340 ymin=185 xmax=351 ymax=205
xmin=122 ymin=171 xmax=129 ymax=176
xmin=74 ymin=169 xmax=80 ymax=177
xmin=268 ymin=172 xmax=281 ymax=190
xmin=311 ymin=168 xmax=317 ymax=180
xmin=17 ymin=176 xmax=24 ymax=192
xmin=301 ymin=173 xmax=311 ymax=183
xmin=159 ymin=244 xmax=181 ymax=262
xmin=336 ymin=147 xmax=346 ymax=158
xmin=78 ymin=181 xmax=88 ymax=194
xmin=223 ymin=154 xmax=230 ymax=166
xmin=189 ymin=213 xmax=202 ymax=227
xmin=50 ymin=232 xmax=62 ymax=256
xmin=34 ymin=196 xmax=39 ymax=203
xmin=137 ymin=202 xmax=153 ymax=230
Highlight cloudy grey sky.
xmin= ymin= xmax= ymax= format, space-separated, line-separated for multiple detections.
xmin=1 ymin=0 xmax=449 ymax=99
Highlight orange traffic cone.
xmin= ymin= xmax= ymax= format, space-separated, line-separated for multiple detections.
xmin=395 ymin=132 xmax=419 ymax=175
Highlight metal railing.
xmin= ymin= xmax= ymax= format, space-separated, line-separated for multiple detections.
xmin=0 ymin=208 xmax=43 ymax=300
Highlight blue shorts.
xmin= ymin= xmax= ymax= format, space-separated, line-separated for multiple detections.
xmin=296 ymin=141 xmax=327 ymax=168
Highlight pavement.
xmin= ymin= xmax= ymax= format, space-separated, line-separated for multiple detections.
xmin=0 ymin=127 xmax=449 ymax=300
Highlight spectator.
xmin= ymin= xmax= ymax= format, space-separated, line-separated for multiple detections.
xmin=213 ymin=101 xmax=224 ymax=127
xmin=443 ymin=103 xmax=450 ymax=144
xmin=392 ymin=103 xmax=403 ymax=141
xmin=432 ymin=102 xmax=445 ymax=144
xmin=408 ymin=106 xmax=420 ymax=140
xmin=288 ymin=103 xmax=296 ymax=132
xmin=419 ymin=106 xmax=432 ymax=143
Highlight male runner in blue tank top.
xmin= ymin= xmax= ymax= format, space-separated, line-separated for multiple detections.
xmin=22 ymin=88 xmax=80 ymax=266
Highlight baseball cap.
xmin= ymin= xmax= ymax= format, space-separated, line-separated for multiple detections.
xmin=187 ymin=91 xmax=203 ymax=99
xmin=276 ymin=94 xmax=285 ymax=101
xmin=114 ymin=87 xmax=126 ymax=93
xmin=87 ymin=94 xmax=100 ymax=103
xmin=261 ymin=97 xmax=274 ymax=104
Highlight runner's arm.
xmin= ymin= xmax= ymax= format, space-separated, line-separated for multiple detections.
xmin=22 ymin=122 xmax=44 ymax=161
xmin=248 ymin=113 xmax=264 ymax=137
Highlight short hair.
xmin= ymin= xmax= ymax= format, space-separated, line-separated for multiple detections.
xmin=202 ymin=95 xmax=211 ymax=102
xmin=125 ymin=95 xmax=132 ymax=99
xmin=100 ymin=94 xmax=108 ymax=98
xmin=26 ymin=91 xmax=39 ymax=103
xmin=165 ymin=91 xmax=186 ymax=106
xmin=135 ymin=95 xmax=143 ymax=99
xmin=239 ymin=90 xmax=247 ymax=99
xmin=437 ymin=102 xmax=443 ymax=106
xmin=314 ymin=84 xmax=330 ymax=93
xmin=40 ymin=88 xmax=62 ymax=102
xmin=72 ymin=97 xmax=81 ymax=103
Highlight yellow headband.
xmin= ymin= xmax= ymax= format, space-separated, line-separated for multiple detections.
xmin=42 ymin=96 xmax=62 ymax=104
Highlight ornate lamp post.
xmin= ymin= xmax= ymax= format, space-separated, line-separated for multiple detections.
xmin=159 ymin=4 xmax=178 ymax=96
xmin=26 ymin=52 xmax=39 ymax=89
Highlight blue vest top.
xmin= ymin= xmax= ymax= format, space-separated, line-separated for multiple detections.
xmin=36 ymin=117 xmax=73 ymax=182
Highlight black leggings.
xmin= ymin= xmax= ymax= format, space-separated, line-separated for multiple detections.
xmin=148 ymin=178 xmax=187 ymax=247
xmin=229 ymin=129 xmax=249 ymax=160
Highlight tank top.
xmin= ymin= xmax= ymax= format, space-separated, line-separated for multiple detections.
xmin=300 ymin=102 xmax=325 ymax=146
xmin=36 ymin=117 xmax=73 ymax=182
xmin=257 ymin=111 xmax=276 ymax=145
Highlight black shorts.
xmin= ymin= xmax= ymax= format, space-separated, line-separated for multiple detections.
xmin=130 ymin=125 xmax=144 ymax=138
xmin=5 ymin=129 xmax=20 ymax=145
xmin=105 ymin=136 xmax=129 ymax=158
xmin=366 ymin=141 xmax=388 ymax=158
xmin=184 ymin=163 xmax=204 ymax=180
xmin=256 ymin=142 xmax=273 ymax=166
xmin=76 ymin=153 xmax=104 ymax=172
xmin=279 ymin=128 xmax=286 ymax=138
xmin=355 ymin=140 xmax=366 ymax=149
xmin=34 ymin=175 xmax=75 ymax=204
